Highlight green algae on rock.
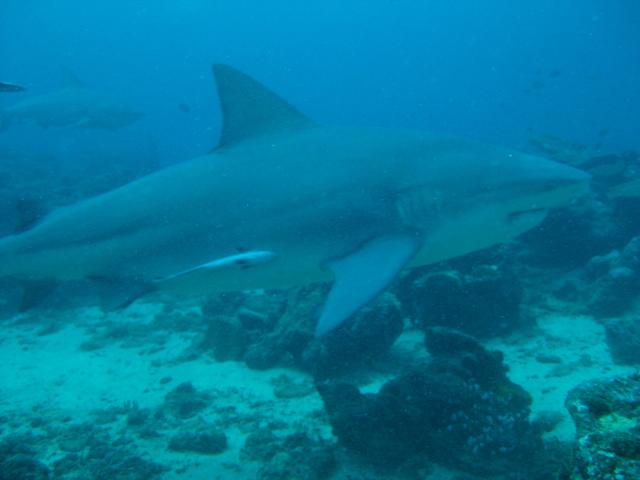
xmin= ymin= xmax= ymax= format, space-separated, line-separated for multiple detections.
xmin=566 ymin=373 xmax=640 ymax=480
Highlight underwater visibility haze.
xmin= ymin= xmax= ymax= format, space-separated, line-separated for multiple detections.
xmin=0 ymin=1 xmax=639 ymax=480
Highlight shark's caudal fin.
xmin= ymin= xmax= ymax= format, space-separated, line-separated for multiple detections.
xmin=212 ymin=64 xmax=314 ymax=148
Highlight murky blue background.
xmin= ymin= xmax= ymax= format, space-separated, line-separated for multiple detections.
xmin=1 ymin=0 xmax=638 ymax=167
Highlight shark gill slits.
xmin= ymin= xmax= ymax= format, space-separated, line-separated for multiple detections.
xmin=397 ymin=188 xmax=437 ymax=227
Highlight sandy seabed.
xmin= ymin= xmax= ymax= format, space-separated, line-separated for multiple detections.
xmin=0 ymin=301 xmax=635 ymax=479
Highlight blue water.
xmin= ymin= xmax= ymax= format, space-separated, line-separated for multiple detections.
xmin=1 ymin=2 xmax=639 ymax=479
xmin=1 ymin=0 xmax=638 ymax=166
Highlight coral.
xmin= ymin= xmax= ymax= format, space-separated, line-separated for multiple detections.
xmin=301 ymin=292 xmax=403 ymax=379
xmin=243 ymin=285 xmax=327 ymax=370
xmin=398 ymin=265 xmax=524 ymax=338
xmin=196 ymin=291 xmax=286 ymax=362
xmin=0 ymin=456 xmax=50 ymax=480
xmin=520 ymin=198 xmax=621 ymax=270
xmin=566 ymin=373 xmax=640 ymax=479
xmin=0 ymin=434 xmax=49 ymax=480
xmin=582 ymin=236 xmax=640 ymax=318
xmin=162 ymin=382 xmax=211 ymax=419
xmin=56 ymin=449 xmax=166 ymax=480
xmin=605 ymin=317 xmax=640 ymax=365
xmin=271 ymin=374 xmax=315 ymax=399
xmin=241 ymin=429 xmax=281 ymax=463
xmin=317 ymin=328 xmax=559 ymax=478
xmin=167 ymin=429 xmax=227 ymax=455
xmin=0 ymin=423 xmax=166 ymax=480
xmin=241 ymin=431 xmax=336 ymax=480
xmin=199 ymin=314 xmax=250 ymax=361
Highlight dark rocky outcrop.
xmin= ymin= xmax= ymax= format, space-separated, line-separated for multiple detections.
xmin=242 ymin=286 xmax=322 ymax=370
xmin=566 ymin=373 xmax=640 ymax=479
xmin=584 ymin=237 xmax=640 ymax=319
xmin=301 ymin=292 xmax=404 ymax=379
xmin=0 ymin=434 xmax=50 ymax=480
xmin=168 ymin=429 xmax=227 ymax=455
xmin=162 ymin=382 xmax=211 ymax=419
xmin=241 ymin=430 xmax=336 ymax=480
xmin=317 ymin=328 xmax=567 ymax=478
xmin=0 ymin=423 xmax=167 ymax=480
xmin=398 ymin=265 xmax=525 ymax=338
xmin=605 ymin=317 xmax=640 ymax=365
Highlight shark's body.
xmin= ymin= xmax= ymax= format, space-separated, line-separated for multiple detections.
xmin=0 ymin=71 xmax=141 ymax=131
xmin=0 ymin=65 xmax=589 ymax=335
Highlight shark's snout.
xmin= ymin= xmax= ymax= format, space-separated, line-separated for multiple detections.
xmin=510 ymin=157 xmax=591 ymax=217
xmin=520 ymin=155 xmax=590 ymax=196
xmin=553 ymin=162 xmax=591 ymax=200
xmin=556 ymin=162 xmax=591 ymax=185
xmin=538 ymin=163 xmax=590 ymax=195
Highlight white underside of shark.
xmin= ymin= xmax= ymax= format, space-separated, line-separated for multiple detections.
xmin=0 ymin=65 xmax=589 ymax=336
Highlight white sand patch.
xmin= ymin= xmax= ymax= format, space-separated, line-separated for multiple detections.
xmin=488 ymin=313 xmax=636 ymax=441
xmin=0 ymin=304 xmax=332 ymax=480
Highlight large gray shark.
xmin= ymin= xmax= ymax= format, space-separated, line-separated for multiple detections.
xmin=0 ymin=65 xmax=589 ymax=335
xmin=0 ymin=70 xmax=142 ymax=132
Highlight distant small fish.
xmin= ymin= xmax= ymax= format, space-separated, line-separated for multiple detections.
xmin=597 ymin=128 xmax=610 ymax=138
xmin=0 ymin=81 xmax=25 ymax=92
xmin=178 ymin=103 xmax=191 ymax=113
xmin=548 ymin=69 xmax=561 ymax=79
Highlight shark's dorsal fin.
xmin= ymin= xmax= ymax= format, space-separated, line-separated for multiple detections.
xmin=212 ymin=64 xmax=314 ymax=148
xmin=61 ymin=67 xmax=84 ymax=89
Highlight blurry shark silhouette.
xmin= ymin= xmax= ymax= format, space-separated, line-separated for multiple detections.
xmin=0 ymin=65 xmax=589 ymax=336
xmin=0 ymin=81 xmax=26 ymax=92
xmin=0 ymin=68 xmax=142 ymax=132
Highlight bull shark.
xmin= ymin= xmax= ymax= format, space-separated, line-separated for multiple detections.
xmin=0 ymin=65 xmax=589 ymax=336
xmin=0 ymin=69 xmax=142 ymax=132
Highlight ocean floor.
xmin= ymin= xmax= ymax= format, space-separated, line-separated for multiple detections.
xmin=0 ymin=303 xmax=331 ymax=480
xmin=0 ymin=300 xmax=635 ymax=479
xmin=488 ymin=311 xmax=636 ymax=441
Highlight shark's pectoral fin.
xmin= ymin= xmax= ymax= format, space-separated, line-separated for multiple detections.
xmin=87 ymin=276 xmax=156 ymax=311
xmin=316 ymin=234 xmax=420 ymax=337
xmin=18 ymin=279 xmax=59 ymax=312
